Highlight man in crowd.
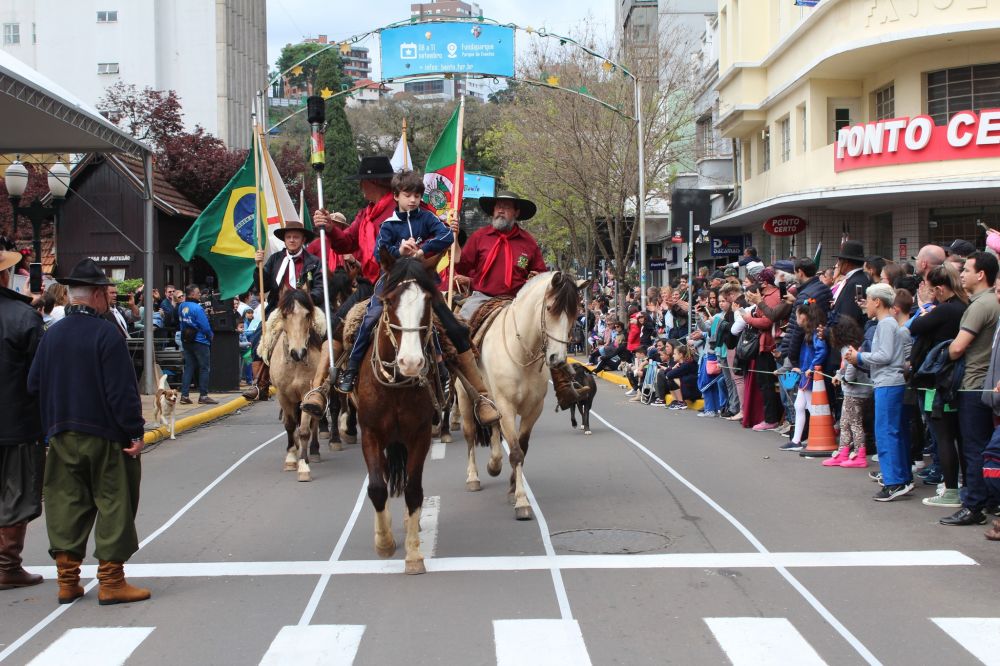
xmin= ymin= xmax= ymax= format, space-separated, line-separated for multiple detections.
xmin=160 ymin=284 xmax=178 ymax=327
xmin=27 ymin=259 xmax=149 ymax=606
xmin=829 ymin=240 xmax=871 ymax=326
xmin=178 ymin=284 xmax=217 ymax=406
xmin=105 ymin=283 xmax=135 ymax=338
xmin=940 ymin=251 xmax=1000 ymax=527
xmin=777 ymin=258 xmax=832 ymax=368
xmin=981 ymin=272 xmax=1000 ymax=540
xmin=0 ymin=245 xmax=44 ymax=592
xmin=914 ymin=244 xmax=946 ymax=279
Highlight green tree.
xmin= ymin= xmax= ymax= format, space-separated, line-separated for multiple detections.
xmin=275 ymin=42 xmax=331 ymax=94
xmin=315 ymin=55 xmax=364 ymax=215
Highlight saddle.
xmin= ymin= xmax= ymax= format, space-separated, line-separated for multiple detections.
xmin=466 ymin=296 xmax=513 ymax=349
xmin=340 ymin=297 xmax=461 ymax=367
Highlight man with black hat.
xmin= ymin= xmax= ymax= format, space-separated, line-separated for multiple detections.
xmin=242 ymin=219 xmax=324 ymax=401
xmin=830 ymin=240 xmax=871 ymax=327
xmin=0 ymin=244 xmax=44 ymax=592
xmin=453 ymin=191 xmax=590 ymax=409
xmin=27 ymin=259 xmax=149 ymax=606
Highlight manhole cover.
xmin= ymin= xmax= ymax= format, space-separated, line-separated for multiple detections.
xmin=550 ymin=528 xmax=672 ymax=554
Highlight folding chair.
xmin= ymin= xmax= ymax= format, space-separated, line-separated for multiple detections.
xmin=639 ymin=361 xmax=660 ymax=405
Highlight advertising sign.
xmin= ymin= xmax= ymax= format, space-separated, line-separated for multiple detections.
xmin=380 ymin=22 xmax=515 ymax=80
xmin=763 ymin=215 xmax=807 ymax=236
xmin=649 ymin=258 xmax=667 ymax=271
xmin=463 ymin=172 xmax=496 ymax=199
xmin=834 ymin=110 xmax=1000 ymax=172
xmin=710 ymin=235 xmax=743 ymax=256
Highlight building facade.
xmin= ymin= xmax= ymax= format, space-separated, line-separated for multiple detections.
xmin=714 ymin=0 xmax=1000 ymax=263
xmin=0 ymin=0 xmax=267 ymax=150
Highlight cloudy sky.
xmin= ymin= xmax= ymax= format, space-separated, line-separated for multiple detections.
xmin=266 ymin=0 xmax=616 ymax=75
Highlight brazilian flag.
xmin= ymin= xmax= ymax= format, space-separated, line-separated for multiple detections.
xmin=176 ymin=150 xmax=265 ymax=299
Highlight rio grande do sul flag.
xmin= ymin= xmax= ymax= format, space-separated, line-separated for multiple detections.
xmin=422 ymin=104 xmax=464 ymax=217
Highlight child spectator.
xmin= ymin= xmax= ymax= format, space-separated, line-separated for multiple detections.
xmin=665 ymin=345 xmax=700 ymax=410
xmin=826 ymin=316 xmax=872 ymax=468
xmin=781 ymin=303 xmax=828 ymax=452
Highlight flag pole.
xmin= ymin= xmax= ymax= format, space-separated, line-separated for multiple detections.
xmin=402 ymin=117 xmax=410 ymax=170
xmin=447 ymin=96 xmax=466 ymax=309
xmin=307 ymin=96 xmax=336 ymax=371
xmin=252 ymin=94 xmax=267 ymax=345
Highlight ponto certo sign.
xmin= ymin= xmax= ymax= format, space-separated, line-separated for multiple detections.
xmin=834 ymin=110 xmax=1000 ymax=172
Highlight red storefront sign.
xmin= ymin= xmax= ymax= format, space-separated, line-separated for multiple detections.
xmin=834 ymin=110 xmax=1000 ymax=172
xmin=764 ymin=215 xmax=807 ymax=236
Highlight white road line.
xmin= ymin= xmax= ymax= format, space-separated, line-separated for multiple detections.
xmin=26 ymin=627 xmax=155 ymax=666
xmin=421 ymin=495 xmax=441 ymax=558
xmin=0 ymin=432 xmax=285 ymax=665
xmin=494 ymin=619 xmax=591 ymax=666
xmin=590 ymin=409 xmax=884 ymax=666
xmin=298 ymin=474 xmax=369 ymax=627
xmin=430 ymin=442 xmax=446 ymax=459
xmin=931 ymin=618 xmax=1000 ymax=664
xmin=705 ymin=618 xmax=826 ymax=665
xmin=259 ymin=625 xmax=365 ymax=666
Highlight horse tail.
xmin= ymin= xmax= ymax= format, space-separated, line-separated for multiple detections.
xmin=475 ymin=422 xmax=493 ymax=448
xmin=385 ymin=441 xmax=408 ymax=497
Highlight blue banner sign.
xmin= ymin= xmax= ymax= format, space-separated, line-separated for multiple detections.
xmin=711 ymin=235 xmax=744 ymax=256
xmin=380 ymin=22 xmax=515 ymax=79
xmin=463 ymin=172 xmax=496 ymax=199
xmin=649 ymin=258 xmax=668 ymax=271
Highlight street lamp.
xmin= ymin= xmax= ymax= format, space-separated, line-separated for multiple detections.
xmin=5 ymin=157 xmax=69 ymax=291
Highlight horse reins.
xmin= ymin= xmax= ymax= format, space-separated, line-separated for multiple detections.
xmin=501 ymin=275 xmax=574 ymax=370
xmin=370 ymin=279 xmax=435 ymax=389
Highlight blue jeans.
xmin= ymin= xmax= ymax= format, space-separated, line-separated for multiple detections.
xmin=347 ymin=276 xmax=384 ymax=371
xmin=875 ymin=385 xmax=910 ymax=486
xmin=982 ymin=423 xmax=1000 ymax=502
xmin=957 ymin=391 xmax=996 ymax=511
xmin=182 ymin=342 xmax=211 ymax=398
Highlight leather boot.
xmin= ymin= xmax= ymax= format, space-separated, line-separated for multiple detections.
xmin=301 ymin=383 xmax=329 ymax=417
xmin=242 ymin=363 xmax=270 ymax=401
xmin=0 ymin=523 xmax=43 ymax=590
xmin=453 ymin=350 xmax=501 ymax=426
xmin=97 ymin=561 xmax=150 ymax=606
xmin=54 ymin=551 xmax=84 ymax=604
xmin=550 ymin=362 xmax=591 ymax=411
xmin=985 ymin=519 xmax=1000 ymax=541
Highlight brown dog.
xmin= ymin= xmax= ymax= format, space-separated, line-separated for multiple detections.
xmin=154 ymin=373 xmax=178 ymax=439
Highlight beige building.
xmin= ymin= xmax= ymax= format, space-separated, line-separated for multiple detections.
xmin=713 ymin=0 xmax=1000 ymax=264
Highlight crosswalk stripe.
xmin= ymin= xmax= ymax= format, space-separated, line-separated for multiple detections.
xmin=259 ymin=625 xmax=365 ymax=666
xmin=431 ymin=442 xmax=446 ymax=459
xmin=493 ymin=619 xmax=591 ymax=666
xmin=421 ymin=495 xmax=441 ymax=558
xmin=27 ymin=627 xmax=155 ymax=666
xmin=931 ymin=618 xmax=1000 ymax=664
xmin=705 ymin=618 xmax=826 ymax=665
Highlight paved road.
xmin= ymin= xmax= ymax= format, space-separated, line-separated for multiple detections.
xmin=3 ymin=380 xmax=999 ymax=665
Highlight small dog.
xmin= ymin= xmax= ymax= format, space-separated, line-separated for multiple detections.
xmin=154 ymin=373 xmax=178 ymax=440
xmin=568 ymin=364 xmax=597 ymax=435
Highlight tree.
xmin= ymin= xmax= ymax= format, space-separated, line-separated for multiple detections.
xmin=275 ymin=42 xmax=333 ymax=96
xmin=0 ymin=161 xmax=51 ymax=244
xmin=97 ymin=82 xmax=184 ymax=149
xmin=158 ymin=128 xmax=248 ymax=209
xmin=314 ymin=54 xmax=364 ymax=215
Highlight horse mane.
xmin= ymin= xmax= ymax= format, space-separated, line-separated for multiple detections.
xmin=546 ymin=271 xmax=580 ymax=321
xmin=279 ymin=287 xmax=314 ymax=315
xmin=384 ymin=256 xmax=439 ymax=297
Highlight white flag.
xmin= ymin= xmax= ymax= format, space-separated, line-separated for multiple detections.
xmin=390 ymin=131 xmax=411 ymax=172
xmin=257 ymin=140 xmax=299 ymax=257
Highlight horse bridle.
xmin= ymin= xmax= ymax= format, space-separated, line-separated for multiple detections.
xmin=371 ymin=278 xmax=435 ymax=388
xmin=501 ymin=275 xmax=574 ymax=370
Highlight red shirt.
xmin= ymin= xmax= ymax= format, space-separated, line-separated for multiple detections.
xmin=306 ymin=236 xmax=344 ymax=274
xmin=455 ymin=224 xmax=547 ymax=297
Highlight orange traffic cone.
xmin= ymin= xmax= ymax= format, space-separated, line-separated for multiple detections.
xmin=799 ymin=365 xmax=838 ymax=458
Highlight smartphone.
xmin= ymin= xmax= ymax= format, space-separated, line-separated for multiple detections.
xmin=116 ymin=293 xmax=130 ymax=303
xmin=778 ymin=282 xmax=788 ymax=298
xmin=855 ymin=284 xmax=863 ymax=301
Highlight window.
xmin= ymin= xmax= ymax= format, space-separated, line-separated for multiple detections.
xmin=696 ymin=116 xmax=713 ymax=160
xmin=97 ymin=10 xmax=118 ymax=22
xmin=833 ymin=107 xmax=851 ymax=141
xmin=779 ymin=117 xmax=791 ymax=163
xmin=759 ymin=126 xmax=770 ymax=173
xmin=3 ymin=23 xmax=20 ymax=45
xmin=927 ymin=63 xmax=1000 ymax=125
xmin=97 ymin=62 xmax=120 ymax=75
xmin=873 ymin=83 xmax=895 ymax=120
xmin=798 ymin=104 xmax=807 ymax=153
xmin=109 ymin=268 xmax=126 ymax=282
xmin=403 ymin=79 xmax=444 ymax=95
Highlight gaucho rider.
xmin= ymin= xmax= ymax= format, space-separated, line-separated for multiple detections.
xmin=242 ymin=219 xmax=324 ymax=401
xmin=454 ymin=191 xmax=591 ymax=408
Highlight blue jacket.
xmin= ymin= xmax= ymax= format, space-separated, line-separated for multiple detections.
xmin=178 ymin=299 xmax=213 ymax=345
xmin=665 ymin=360 xmax=700 ymax=401
xmin=797 ymin=332 xmax=828 ymax=389
xmin=375 ymin=207 xmax=454 ymax=264
xmin=778 ymin=276 xmax=833 ymax=363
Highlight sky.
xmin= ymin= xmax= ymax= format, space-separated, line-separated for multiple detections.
xmin=266 ymin=0 xmax=616 ymax=77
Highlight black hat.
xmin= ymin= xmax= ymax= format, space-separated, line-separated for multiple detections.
xmin=479 ymin=190 xmax=537 ymax=221
xmin=346 ymin=156 xmax=395 ymax=181
xmin=834 ymin=240 xmax=866 ymax=264
xmin=946 ymin=239 xmax=976 ymax=257
xmin=57 ymin=258 xmax=114 ymax=286
xmin=273 ymin=219 xmax=315 ymax=242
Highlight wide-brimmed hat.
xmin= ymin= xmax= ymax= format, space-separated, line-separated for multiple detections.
xmin=346 ymin=156 xmax=395 ymax=181
xmin=57 ymin=258 xmax=114 ymax=286
xmin=0 ymin=250 xmax=21 ymax=272
xmin=273 ymin=220 xmax=315 ymax=242
xmin=834 ymin=240 xmax=866 ymax=263
xmin=479 ymin=191 xmax=537 ymax=221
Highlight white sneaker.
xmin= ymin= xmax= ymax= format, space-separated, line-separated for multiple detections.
xmin=775 ymin=423 xmax=792 ymax=435
xmin=912 ymin=460 xmax=926 ymax=472
xmin=625 ymin=389 xmax=637 ymax=396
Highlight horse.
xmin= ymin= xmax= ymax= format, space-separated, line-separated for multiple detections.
xmin=457 ymin=271 xmax=585 ymax=520
xmin=264 ymin=288 xmax=326 ymax=482
xmin=355 ymin=254 xmax=440 ymax=575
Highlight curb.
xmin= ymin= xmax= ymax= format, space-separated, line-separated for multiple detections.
xmin=567 ymin=357 xmax=705 ymax=410
xmin=143 ymin=387 xmax=275 ymax=444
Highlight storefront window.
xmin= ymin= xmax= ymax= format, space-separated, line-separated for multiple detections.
xmin=871 ymin=212 xmax=892 ymax=260
xmin=927 ymin=206 xmax=998 ymax=247
xmin=926 ymin=63 xmax=1000 ymax=125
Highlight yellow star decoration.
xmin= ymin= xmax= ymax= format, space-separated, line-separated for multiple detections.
xmin=320 ymin=87 xmax=334 ymax=100
xmin=602 ymin=60 xmax=613 ymax=72
xmin=339 ymin=42 xmax=351 ymax=55
xmin=525 ymin=25 xmax=535 ymax=34
xmin=291 ymin=65 xmax=303 ymax=76
xmin=546 ymin=74 xmax=560 ymax=86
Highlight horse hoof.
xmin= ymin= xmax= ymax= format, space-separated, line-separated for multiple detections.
xmin=440 ymin=433 xmax=453 ymax=444
xmin=514 ymin=505 xmax=534 ymax=521
xmin=466 ymin=480 xmax=481 ymax=492
xmin=297 ymin=472 xmax=312 ymax=482
xmin=308 ymin=453 xmax=321 ymax=464
xmin=342 ymin=434 xmax=357 ymax=446
xmin=329 ymin=441 xmax=343 ymax=452
xmin=283 ymin=462 xmax=296 ymax=472
xmin=404 ymin=559 xmax=426 ymax=575
xmin=375 ymin=542 xmax=397 ymax=558
xmin=487 ymin=460 xmax=502 ymax=477
xmin=585 ymin=430 xmax=592 ymax=436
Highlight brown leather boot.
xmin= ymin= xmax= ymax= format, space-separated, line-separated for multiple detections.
xmin=96 ymin=561 xmax=150 ymax=606
xmin=241 ymin=363 xmax=270 ymax=401
xmin=986 ymin=518 xmax=1000 ymax=541
xmin=300 ymin=383 xmax=329 ymax=417
xmin=550 ymin=362 xmax=591 ymax=411
xmin=0 ymin=523 xmax=43 ymax=590
xmin=54 ymin=551 xmax=84 ymax=604
xmin=453 ymin=349 xmax=501 ymax=425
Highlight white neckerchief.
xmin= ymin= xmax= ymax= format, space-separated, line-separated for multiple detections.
xmin=111 ymin=306 xmax=130 ymax=338
xmin=275 ymin=248 xmax=303 ymax=289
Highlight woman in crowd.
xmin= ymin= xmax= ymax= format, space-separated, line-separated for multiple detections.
xmin=664 ymin=345 xmax=700 ymax=410
xmin=742 ymin=268 xmax=785 ymax=431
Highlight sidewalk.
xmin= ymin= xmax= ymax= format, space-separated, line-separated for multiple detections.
xmin=141 ymin=385 xmax=270 ymax=444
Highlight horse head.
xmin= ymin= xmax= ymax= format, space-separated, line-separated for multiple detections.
xmin=278 ymin=288 xmax=319 ymax=363
xmin=542 ymin=271 xmax=586 ymax=368
xmin=380 ymin=252 xmax=436 ymax=378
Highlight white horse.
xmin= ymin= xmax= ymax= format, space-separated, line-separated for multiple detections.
xmin=457 ymin=271 xmax=584 ymax=520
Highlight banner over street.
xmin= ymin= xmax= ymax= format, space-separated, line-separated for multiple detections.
xmin=380 ymin=22 xmax=515 ymax=80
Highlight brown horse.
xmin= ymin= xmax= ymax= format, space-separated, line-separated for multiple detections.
xmin=355 ymin=255 xmax=439 ymax=575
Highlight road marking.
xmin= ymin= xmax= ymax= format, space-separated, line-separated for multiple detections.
xmin=298 ymin=475 xmax=370 ymax=626
xmin=493 ymin=619 xmax=591 ymax=666
xmin=431 ymin=442 xmax=446 ymax=459
xmin=931 ymin=618 xmax=1000 ymax=664
xmin=705 ymin=618 xmax=826 ymax=665
xmin=25 ymin=549 xmax=974 ymax=579
xmin=26 ymin=627 xmax=155 ymax=666
xmin=0 ymin=431 xmax=285 ymax=665
xmin=590 ymin=409 xmax=884 ymax=666
xmin=259 ymin=625 xmax=365 ymax=666
xmin=421 ymin=495 xmax=441 ymax=557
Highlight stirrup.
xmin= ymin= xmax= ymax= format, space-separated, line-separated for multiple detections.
xmin=473 ymin=394 xmax=500 ymax=425
xmin=301 ymin=387 xmax=328 ymax=414
xmin=243 ymin=385 xmax=261 ymax=401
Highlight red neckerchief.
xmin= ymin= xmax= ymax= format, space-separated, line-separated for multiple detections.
xmin=481 ymin=225 xmax=520 ymax=290
xmin=357 ymin=193 xmax=396 ymax=266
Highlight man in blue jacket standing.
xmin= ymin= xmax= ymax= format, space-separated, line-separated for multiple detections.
xmin=178 ymin=284 xmax=217 ymax=405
